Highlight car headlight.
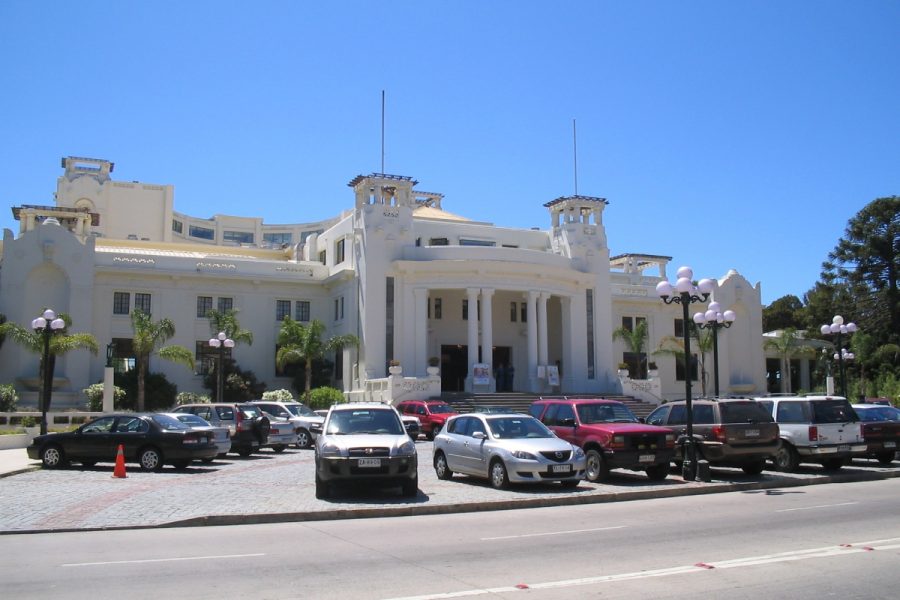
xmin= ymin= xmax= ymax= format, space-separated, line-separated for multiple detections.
xmin=395 ymin=440 xmax=416 ymax=456
xmin=573 ymin=446 xmax=585 ymax=459
xmin=512 ymin=450 xmax=537 ymax=460
xmin=319 ymin=441 xmax=344 ymax=457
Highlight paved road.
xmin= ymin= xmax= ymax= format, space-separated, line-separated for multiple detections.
xmin=1 ymin=441 xmax=897 ymax=533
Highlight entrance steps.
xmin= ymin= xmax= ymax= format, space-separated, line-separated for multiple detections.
xmin=437 ymin=392 xmax=658 ymax=419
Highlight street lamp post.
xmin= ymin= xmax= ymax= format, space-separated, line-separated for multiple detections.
xmin=208 ymin=331 xmax=234 ymax=403
xmin=656 ymin=266 xmax=715 ymax=481
xmin=692 ymin=302 xmax=736 ymax=398
xmin=31 ymin=309 xmax=66 ymax=435
xmin=819 ymin=315 xmax=858 ymax=399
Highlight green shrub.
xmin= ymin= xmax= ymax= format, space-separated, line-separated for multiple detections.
xmin=21 ymin=416 xmax=37 ymax=428
xmin=82 ymin=383 xmax=126 ymax=411
xmin=0 ymin=384 xmax=18 ymax=412
xmin=114 ymin=370 xmax=178 ymax=411
xmin=176 ymin=391 xmax=211 ymax=405
xmin=262 ymin=389 xmax=294 ymax=402
xmin=308 ymin=386 xmax=344 ymax=410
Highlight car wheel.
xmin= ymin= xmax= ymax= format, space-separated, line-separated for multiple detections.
xmin=237 ymin=447 xmax=253 ymax=457
xmin=585 ymin=449 xmax=609 ymax=483
xmin=401 ymin=475 xmax=418 ymax=498
xmin=876 ymin=452 xmax=896 ymax=466
xmin=741 ymin=459 xmax=766 ymax=475
xmin=822 ymin=457 xmax=844 ymax=471
xmin=773 ymin=442 xmax=799 ymax=472
xmin=171 ymin=460 xmax=190 ymax=470
xmin=272 ymin=444 xmax=287 ymax=453
xmin=560 ymin=479 xmax=580 ymax=489
xmin=138 ymin=447 xmax=164 ymax=472
xmin=315 ymin=473 xmax=330 ymax=499
xmin=489 ymin=459 xmax=509 ymax=490
xmin=40 ymin=445 xmax=67 ymax=469
xmin=645 ymin=464 xmax=669 ymax=481
xmin=433 ymin=451 xmax=453 ymax=480
xmin=296 ymin=429 xmax=312 ymax=449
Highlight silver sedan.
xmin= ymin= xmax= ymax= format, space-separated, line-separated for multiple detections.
xmin=433 ymin=413 xmax=586 ymax=489
xmin=163 ymin=412 xmax=232 ymax=460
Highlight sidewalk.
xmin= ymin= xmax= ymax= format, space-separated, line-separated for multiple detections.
xmin=0 ymin=447 xmax=40 ymax=478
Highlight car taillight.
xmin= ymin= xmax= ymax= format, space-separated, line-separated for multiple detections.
xmin=808 ymin=426 xmax=818 ymax=442
xmin=183 ymin=434 xmax=200 ymax=445
xmin=236 ymin=411 xmax=251 ymax=432
xmin=711 ymin=425 xmax=727 ymax=443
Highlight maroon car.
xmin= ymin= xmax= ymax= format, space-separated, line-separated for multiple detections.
xmin=396 ymin=400 xmax=458 ymax=440
xmin=853 ymin=403 xmax=899 ymax=465
xmin=530 ymin=398 xmax=676 ymax=482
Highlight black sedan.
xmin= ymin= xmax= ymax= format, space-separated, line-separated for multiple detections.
xmin=27 ymin=413 xmax=218 ymax=471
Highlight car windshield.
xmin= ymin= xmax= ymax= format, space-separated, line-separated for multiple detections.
xmin=151 ymin=414 xmax=190 ymax=430
xmin=475 ymin=406 xmax=514 ymax=414
xmin=577 ymin=403 xmax=638 ymax=424
xmin=855 ymin=406 xmax=900 ymax=421
xmin=326 ymin=409 xmax=404 ymax=435
xmin=811 ymin=400 xmax=858 ymax=423
xmin=488 ymin=416 xmax=554 ymax=439
xmin=173 ymin=414 xmax=211 ymax=427
xmin=720 ymin=402 xmax=775 ymax=423
xmin=285 ymin=403 xmax=317 ymax=417
xmin=428 ymin=403 xmax=455 ymax=414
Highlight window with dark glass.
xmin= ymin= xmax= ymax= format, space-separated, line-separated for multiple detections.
xmin=318 ymin=250 xmax=326 ymax=265
xmin=295 ymin=300 xmax=310 ymax=322
xmin=675 ymin=353 xmax=699 ymax=381
xmin=172 ymin=220 xmax=183 ymax=234
xmin=110 ymin=337 xmax=136 ymax=373
xmin=335 ymin=238 xmax=345 ymax=264
xmin=463 ymin=299 xmax=468 ymax=320
xmin=434 ymin=297 xmax=442 ymax=319
xmin=218 ymin=297 xmax=233 ymax=313
xmin=195 ymin=341 xmax=224 ymax=375
xmin=521 ymin=302 xmax=528 ymax=322
xmin=674 ymin=318 xmax=685 ymax=338
xmin=223 ymin=230 xmax=254 ymax=244
xmin=197 ymin=296 xmax=213 ymax=318
xmin=510 ymin=301 xmax=517 ymax=322
xmin=429 ymin=238 xmax=449 ymax=246
xmin=276 ymin=300 xmax=291 ymax=321
xmin=189 ymin=225 xmax=215 ymax=240
xmin=134 ymin=293 xmax=151 ymax=314
xmin=113 ymin=292 xmax=130 ymax=315
xmin=263 ymin=232 xmax=292 ymax=245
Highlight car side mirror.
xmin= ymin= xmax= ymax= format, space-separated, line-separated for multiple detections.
xmin=472 ymin=431 xmax=487 ymax=440
xmin=310 ymin=423 xmax=323 ymax=435
xmin=638 ymin=417 xmax=646 ymax=423
xmin=559 ymin=418 xmax=576 ymax=427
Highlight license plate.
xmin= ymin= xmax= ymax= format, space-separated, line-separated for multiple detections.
xmin=745 ymin=429 xmax=759 ymax=437
xmin=357 ymin=458 xmax=381 ymax=468
xmin=838 ymin=445 xmax=850 ymax=452
xmin=885 ymin=441 xmax=896 ymax=448
xmin=639 ymin=454 xmax=655 ymax=463
xmin=550 ymin=464 xmax=572 ymax=473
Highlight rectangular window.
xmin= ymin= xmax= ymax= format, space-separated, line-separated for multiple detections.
xmin=110 ymin=337 xmax=136 ymax=373
xmin=195 ymin=341 xmax=222 ymax=376
xmin=218 ymin=297 xmax=233 ymax=313
xmin=295 ymin=300 xmax=310 ymax=322
xmin=172 ymin=220 xmax=183 ymax=234
xmin=334 ymin=350 xmax=343 ymax=380
xmin=318 ymin=250 xmax=326 ymax=265
xmin=113 ymin=292 xmax=130 ymax=315
xmin=276 ymin=300 xmax=291 ymax=321
xmin=463 ymin=299 xmax=468 ymax=321
xmin=189 ymin=225 xmax=215 ymax=240
xmin=134 ymin=293 xmax=151 ymax=314
xmin=263 ymin=232 xmax=292 ymax=245
xmin=334 ymin=296 xmax=344 ymax=321
xmin=197 ymin=296 xmax=213 ymax=318
xmin=520 ymin=302 xmax=527 ymax=323
xmin=223 ymin=230 xmax=254 ymax=244
xmin=510 ymin=301 xmax=517 ymax=322
xmin=675 ymin=353 xmax=699 ymax=382
xmin=622 ymin=316 xmax=633 ymax=331
xmin=335 ymin=238 xmax=346 ymax=264
xmin=429 ymin=237 xmax=449 ymax=246
xmin=434 ymin=297 xmax=442 ymax=319
xmin=674 ymin=318 xmax=685 ymax=338
xmin=459 ymin=238 xmax=496 ymax=247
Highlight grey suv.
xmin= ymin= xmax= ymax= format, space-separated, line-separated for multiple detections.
xmin=646 ymin=398 xmax=779 ymax=475
xmin=756 ymin=395 xmax=866 ymax=472
xmin=313 ymin=403 xmax=418 ymax=499
xmin=173 ymin=403 xmax=270 ymax=457
xmin=251 ymin=400 xmax=324 ymax=449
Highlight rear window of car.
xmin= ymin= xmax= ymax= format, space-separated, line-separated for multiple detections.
xmin=427 ymin=403 xmax=455 ymax=414
xmin=285 ymin=403 xmax=317 ymax=417
xmin=151 ymin=414 xmax=190 ymax=430
xmin=238 ymin=406 xmax=263 ymax=419
xmin=720 ymin=401 xmax=775 ymax=423
xmin=855 ymin=407 xmax=900 ymax=421
xmin=811 ymin=400 xmax=858 ymax=423
xmin=173 ymin=413 xmax=211 ymax=427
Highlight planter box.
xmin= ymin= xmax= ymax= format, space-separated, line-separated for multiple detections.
xmin=0 ymin=434 xmax=29 ymax=451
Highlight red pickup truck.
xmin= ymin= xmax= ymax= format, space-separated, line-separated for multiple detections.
xmin=396 ymin=400 xmax=458 ymax=440
xmin=530 ymin=398 xmax=676 ymax=482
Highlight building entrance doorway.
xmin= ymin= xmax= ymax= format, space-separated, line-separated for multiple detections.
xmin=440 ymin=345 xmax=512 ymax=392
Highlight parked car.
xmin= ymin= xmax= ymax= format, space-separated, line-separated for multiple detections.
xmin=265 ymin=419 xmax=299 ymax=452
xmin=433 ymin=413 xmax=585 ymax=489
xmin=852 ymin=403 xmax=899 ymax=465
xmin=27 ymin=413 xmax=217 ymax=471
xmin=312 ymin=403 xmax=418 ymax=499
xmin=756 ymin=395 xmax=866 ymax=472
xmin=529 ymin=398 xmax=676 ymax=482
xmin=162 ymin=412 xmax=232 ymax=459
xmin=400 ymin=414 xmax=421 ymax=439
xmin=251 ymin=400 xmax=324 ymax=449
xmin=471 ymin=405 xmax=516 ymax=414
xmin=396 ymin=400 xmax=458 ymax=440
xmin=645 ymin=398 xmax=780 ymax=475
xmin=172 ymin=403 xmax=270 ymax=456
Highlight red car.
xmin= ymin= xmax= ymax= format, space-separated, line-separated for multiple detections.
xmin=853 ymin=403 xmax=899 ymax=465
xmin=530 ymin=398 xmax=676 ymax=482
xmin=396 ymin=400 xmax=458 ymax=440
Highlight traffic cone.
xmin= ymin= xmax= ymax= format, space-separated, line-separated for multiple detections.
xmin=112 ymin=444 xmax=127 ymax=478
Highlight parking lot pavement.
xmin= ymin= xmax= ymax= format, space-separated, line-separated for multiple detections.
xmin=0 ymin=442 xmax=897 ymax=534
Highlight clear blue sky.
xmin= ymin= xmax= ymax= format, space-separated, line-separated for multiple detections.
xmin=2 ymin=1 xmax=898 ymax=306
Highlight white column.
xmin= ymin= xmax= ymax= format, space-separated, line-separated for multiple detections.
xmin=481 ymin=288 xmax=494 ymax=389
xmin=466 ymin=287 xmax=479 ymax=391
xmin=527 ymin=291 xmax=539 ymax=391
xmin=413 ymin=288 xmax=428 ymax=376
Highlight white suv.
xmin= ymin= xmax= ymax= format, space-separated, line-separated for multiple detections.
xmin=756 ymin=395 xmax=866 ymax=472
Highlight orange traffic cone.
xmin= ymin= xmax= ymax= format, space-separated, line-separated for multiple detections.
xmin=112 ymin=444 xmax=127 ymax=478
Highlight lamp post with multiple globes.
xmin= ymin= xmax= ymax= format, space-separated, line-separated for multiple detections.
xmin=31 ymin=309 xmax=66 ymax=435
xmin=692 ymin=302 xmax=736 ymax=398
xmin=656 ymin=266 xmax=715 ymax=481
xmin=819 ymin=316 xmax=858 ymax=399
xmin=208 ymin=332 xmax=234 ymax=403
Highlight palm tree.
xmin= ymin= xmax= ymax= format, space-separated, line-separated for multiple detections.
xmin=0 ymin=313 xmax=98 ymax=429
xmin=130 ymin=309 xmax=194 ymax=411
xmin=652 ymin=325 xmax=715 ymax=397
xmin=763 ymin=328 xmax=816 ymax=394
xmin=204 ymin=308 xmax=253 ymax=401
xmin=276 ymin=318 xmax=358 ymax=403
xmin=612 ymin=320 xmax=649 ymax=378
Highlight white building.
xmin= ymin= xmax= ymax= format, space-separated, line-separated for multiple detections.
xmin=0 ymin=157 xmax=767 ymax=407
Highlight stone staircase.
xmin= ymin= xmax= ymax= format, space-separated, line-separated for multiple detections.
xmin=439 ymin=392 xmax=658 ymax=420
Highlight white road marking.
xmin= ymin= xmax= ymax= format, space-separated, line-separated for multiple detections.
xmin=480 ymin=525 xmax=627 ymax=541
xmin=62 ymin=553 xmax=265 ymax=567
xmin=380 ymin=537 xmax=900 ymax=600
xmin=776 ymin=501 xmax=858 ymax=512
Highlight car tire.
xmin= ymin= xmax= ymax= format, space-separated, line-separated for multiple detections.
xmin=272 ymin=444 xmax=287 ymax=453
xmin=876 ymin=452 xmax=896 ymax=465
xmin=773 ymin=442 xmax=799 ymax=472
xmin=315 ymin=473 xmax=330 ymax=500
xmin=585 ymin=449 xmax=609 ymax=483
xmin=822 ymin=457 xmax=844 ymax=471
xmin=201 ymin=457 xmax=215 ymax=464
xmin=40 ymin=444 xmax=67 ymax=469
xmin=138 ymin=447 xmax=164 ymax=472
xmin=433 ymin=451 xmax=453 ymax=480
xmin=645 ymin=464 xmax=669 ymax=481
xmin=172 ymin=460 xmax=190 ymax=470
xmin=296 ymin=429 xmax=312 ymax=449
xmin=741 ymin=460 xmax=766 ymax=475
xmin=237 ymin=447 xmax=253 ymax=457
xmin=489 ymin=458 xmax=509 ymax=490
xmin=401 ymin=475 xmax=418 ymax=498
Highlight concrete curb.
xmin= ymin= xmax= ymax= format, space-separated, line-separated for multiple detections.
xmin=5 ymin=467 xmax=897 ymax=536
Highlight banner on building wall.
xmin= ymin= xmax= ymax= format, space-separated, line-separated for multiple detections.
xmin=473 ymin=363 xmax=491 ymax=385
xmin=547 ymin=365 xmax=560 ymax=387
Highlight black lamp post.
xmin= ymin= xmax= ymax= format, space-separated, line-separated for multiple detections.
xmin=692 ymin=302 xmax=736 ymax=398
xmin=819 ymin=315 xmax=858 ymax=399
xmin=208 ymin=331 xmax=234 ymax=403
xmin=656 ymin=266 xmax=714 ymax=481
xmin=106 ymin=342 xmax=116 ymax=369
xmin=31 ymin=309 xmax=66 ymax=435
